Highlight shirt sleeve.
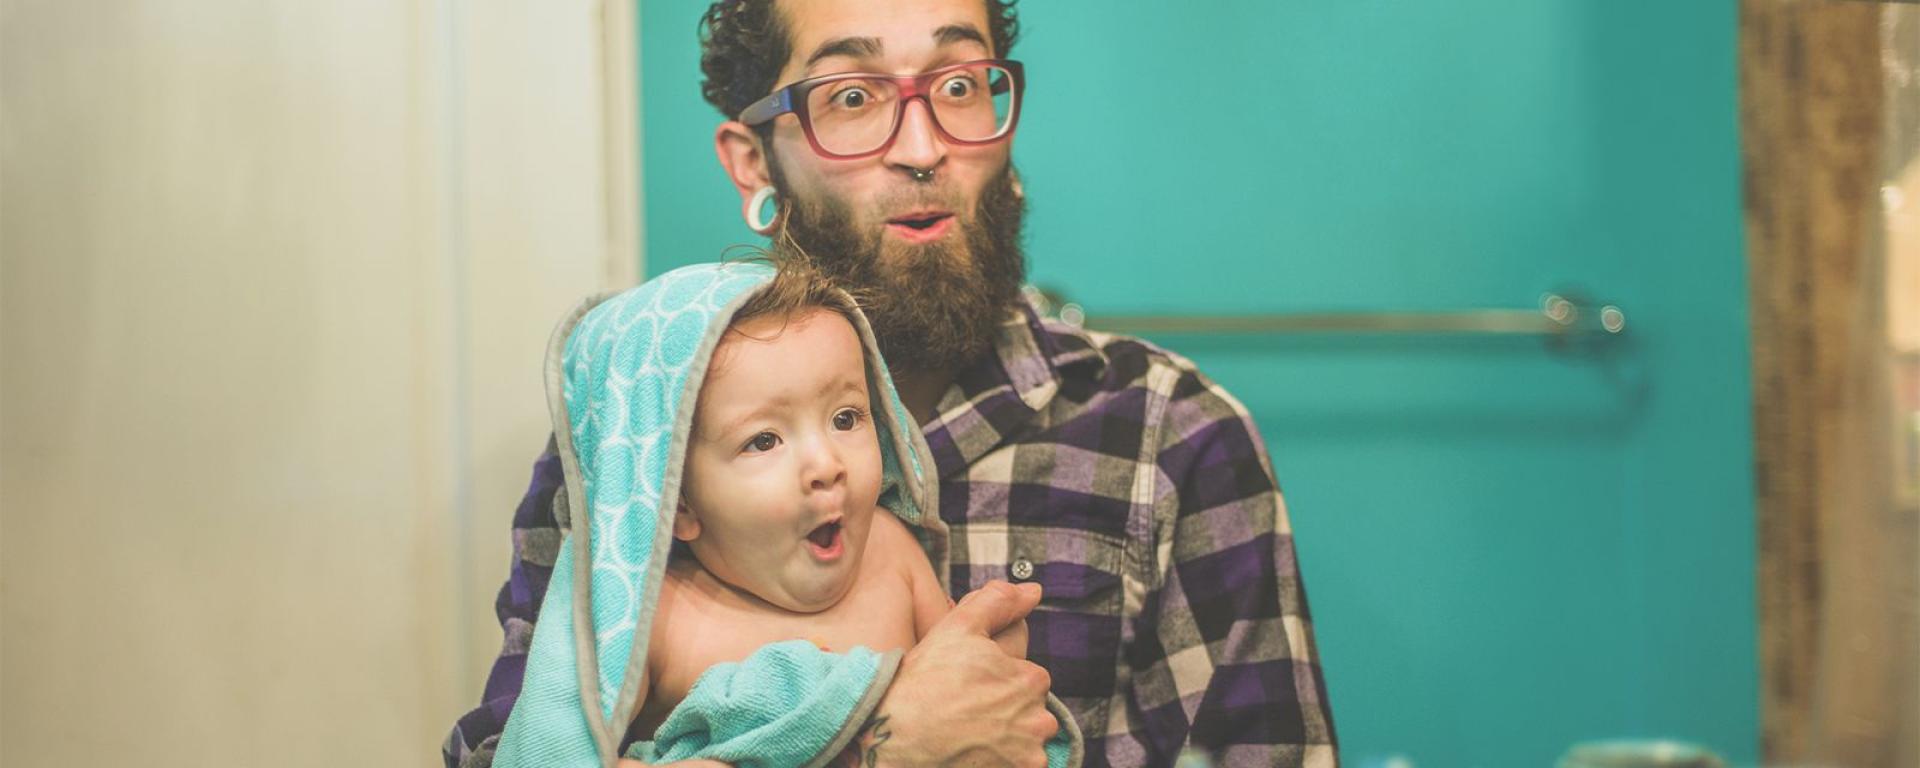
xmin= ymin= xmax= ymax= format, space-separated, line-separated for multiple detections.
xmin=1132 ymin=368 xmax=1338 ymax=767
xmin=442 ymin=435 xmax=566 ymax=768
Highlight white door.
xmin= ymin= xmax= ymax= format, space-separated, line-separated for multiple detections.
xmin=0 ymin=1 xmax=634 ymax=764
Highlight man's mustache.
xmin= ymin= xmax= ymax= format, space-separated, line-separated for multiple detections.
xmin=871 ymin=187 xmax=965 ymax=218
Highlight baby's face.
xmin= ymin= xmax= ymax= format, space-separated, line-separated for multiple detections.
xmin=677 ymin=307 xmax=885 ymax=613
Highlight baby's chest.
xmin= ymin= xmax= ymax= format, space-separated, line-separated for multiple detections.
xmin=650 ymin=576 xmax=917 ymax=706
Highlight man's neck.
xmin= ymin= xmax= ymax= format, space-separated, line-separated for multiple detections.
xmin=892 ymin=366 xmax=959 ymax=427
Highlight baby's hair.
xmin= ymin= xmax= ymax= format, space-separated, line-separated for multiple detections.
xmin=727 ymin=250 xmax=865 ymax=337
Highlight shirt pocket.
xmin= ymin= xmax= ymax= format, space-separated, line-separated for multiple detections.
xmin=1015 ymin=527 xmax=1127 ymax=703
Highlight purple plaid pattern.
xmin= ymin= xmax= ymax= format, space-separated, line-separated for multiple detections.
xmin=444 ymin=300 xmax=1336 ymax=768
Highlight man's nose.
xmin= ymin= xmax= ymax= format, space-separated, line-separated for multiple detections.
xmin=882 ymin=98 xmax=947 ymax=177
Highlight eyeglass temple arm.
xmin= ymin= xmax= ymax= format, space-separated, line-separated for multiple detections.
xmin=738 ymin=88 xmax=794 ymax=126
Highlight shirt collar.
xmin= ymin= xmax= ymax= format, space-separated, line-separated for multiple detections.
xmin=917 ymin=296 xmax=1117 ymax=479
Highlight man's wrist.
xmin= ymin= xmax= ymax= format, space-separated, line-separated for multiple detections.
xmin=846 ymin=712 xmax=895 ymax=768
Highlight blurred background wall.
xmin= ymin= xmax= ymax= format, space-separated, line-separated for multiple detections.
xmin=1 ymin=0 xmax=633 ymax=764
xmin=640 ymin=1 xmax=1758 ymax=765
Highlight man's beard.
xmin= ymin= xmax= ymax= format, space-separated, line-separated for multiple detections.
xmin=774 ymin=165 xmax=1027 ymax=375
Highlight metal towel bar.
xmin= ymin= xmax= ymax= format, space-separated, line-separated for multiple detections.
xmin=1027 ymin=288 xmax=1627 ymax=339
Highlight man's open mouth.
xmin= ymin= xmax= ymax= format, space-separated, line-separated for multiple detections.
xmin=805 ymin=518 xmax=844 ymax=560
xmin=888 ymin=212 xmax=952 ymax=230
xmin=885 ymin=211 xmax=955 ymax=242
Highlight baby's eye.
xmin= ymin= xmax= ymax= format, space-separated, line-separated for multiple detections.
xmin=744 ymin=432 xmax=781 ymax=453
xmin=832 ymin=407 xmax=866 ymax=431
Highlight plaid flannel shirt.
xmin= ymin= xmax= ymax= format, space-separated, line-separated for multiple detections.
xmin=444 ymin=299 xmax=1337 ymax=767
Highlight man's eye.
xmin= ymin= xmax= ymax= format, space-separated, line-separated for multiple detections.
xmin=939 ymin=76 xmax=975 ymax=100
xmin=832 ymin=407 xmax=865 ymax=431
xmin=745 ymin=432 xmax=781 ymax=453
xmin=830 ymin=87 xmax=872 ymax=109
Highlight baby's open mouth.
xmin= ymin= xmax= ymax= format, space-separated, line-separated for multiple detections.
xmin=805 ymin=519 xmax=843 ymax=557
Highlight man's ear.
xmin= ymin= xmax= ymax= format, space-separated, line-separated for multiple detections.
xmin=672 ymin=500 xmax=701 ymax=543
xmin=715 ymin=120 xmax=775 ymax=209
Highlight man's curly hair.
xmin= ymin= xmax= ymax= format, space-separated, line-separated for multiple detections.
xmin=698 ymin=0 xmax=1020 ymax=123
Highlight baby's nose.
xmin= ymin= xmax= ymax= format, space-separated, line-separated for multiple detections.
xmin=804 ymin=446 xmax=847 ymax=491
xmin=809 ymin=464 xmax=847 ymax=491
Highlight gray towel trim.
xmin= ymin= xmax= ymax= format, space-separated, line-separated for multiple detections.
xmin=839 ymin=290 xmax=951 ymax=590
xmin=1047 ymin=692 xmax=1086 ymax=768
xmin=543 ymin=290 xmax=621 ymax=763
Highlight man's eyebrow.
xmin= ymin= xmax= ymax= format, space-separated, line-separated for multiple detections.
xmin=805 ymin=36 xmax=882 ymax=68
xmin=803 ymin=24 xmax=989 ymax=70
xmin=932 ymin=23 xmax=988 ymax=50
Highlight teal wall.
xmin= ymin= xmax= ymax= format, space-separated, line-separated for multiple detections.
xmin=640 ymin=2 xmax=1757 ymax=765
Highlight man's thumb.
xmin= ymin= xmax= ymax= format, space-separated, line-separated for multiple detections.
xmin=936 ymin=580 xmax=1042 ymax=637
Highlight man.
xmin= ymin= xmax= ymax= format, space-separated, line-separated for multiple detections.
xmin=445 ymin=1 xmax=1336 ymax=765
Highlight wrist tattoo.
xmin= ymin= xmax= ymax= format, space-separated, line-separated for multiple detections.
xmin=859 ymin=714 xmax=892 ymax=767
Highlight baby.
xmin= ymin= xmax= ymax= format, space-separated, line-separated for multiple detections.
xmin=494 ymin=258 xmax=1064 ymax=768
xmin=620 ymin=261 xmax=955 ymax=762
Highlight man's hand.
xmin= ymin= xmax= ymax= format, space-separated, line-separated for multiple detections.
xmin=989 ymin=607 xmax=1029 ymax=661
xmin=856 ymin=581 xmax=1059 ymax=768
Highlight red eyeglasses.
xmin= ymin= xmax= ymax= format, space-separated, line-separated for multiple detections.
xmin=738 ymin=59 xmax=1024 ymax=160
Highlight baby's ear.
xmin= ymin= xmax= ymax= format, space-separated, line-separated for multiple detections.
xmin=671 ymin=500 xmax=701 ymax=542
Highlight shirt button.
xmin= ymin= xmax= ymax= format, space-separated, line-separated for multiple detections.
xmin=1010 ymin=558 xmax=1035 ymax=581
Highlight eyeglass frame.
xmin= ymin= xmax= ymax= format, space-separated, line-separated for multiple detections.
xmin=737 ymin=58 xmax=1025 ymax=160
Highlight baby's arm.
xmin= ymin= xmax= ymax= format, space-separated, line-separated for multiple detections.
xmin=907 ymin=541 xmax=953 ymax=640
xmin=614 ymin=577 xmax=732 ymax=768
xmin=893 ymin=517 xmax=1030 ymax=660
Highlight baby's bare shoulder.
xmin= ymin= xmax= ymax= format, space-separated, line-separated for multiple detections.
xmin=864 ymin=510 xmax=924 ymax=568
xmin=647 ymin=563 xmax=791 ymax=702
xmin=869 ymin=508 xmax=914 ymax=540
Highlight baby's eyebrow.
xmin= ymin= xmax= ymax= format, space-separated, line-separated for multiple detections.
xmin=705 ymin=376 xmax=865 ymax=439
xmin=715 ymin=396 xmax=790 ymax=438
xmin=821 ymin=376 xmax=866 ymax=400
